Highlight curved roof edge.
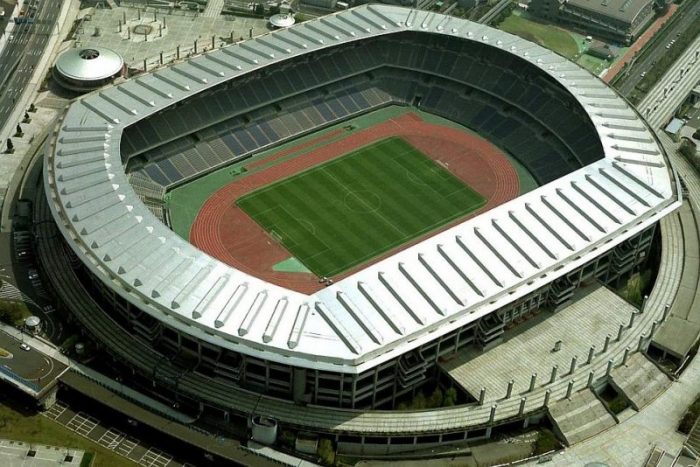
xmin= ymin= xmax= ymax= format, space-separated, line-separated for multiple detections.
xmin=44 ymin=4 xmax=681 ymax=373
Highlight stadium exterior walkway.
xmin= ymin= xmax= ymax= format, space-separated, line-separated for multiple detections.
xmin=534 ymin=62 xmax=700 ymax=464
xmin=441 ymin=285 xmax=640 ymax=403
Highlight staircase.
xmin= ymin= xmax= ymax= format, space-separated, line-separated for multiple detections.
xmin=548 ymin=389 xmax=616 ymax=446
xmin=687 ymin=417 xmax=700 ymax=457
xmin=610 ymin=353 xmax=670 ymax=411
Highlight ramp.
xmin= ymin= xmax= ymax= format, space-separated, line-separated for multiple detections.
xmin=610 ymin=353 xmax=670 ymax=411
xmin=548 ymin=389 xmax=616 ymax=446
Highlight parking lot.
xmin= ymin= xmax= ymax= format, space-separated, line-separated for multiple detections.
xmin=42 ymin=401 xmax=191 ymax=467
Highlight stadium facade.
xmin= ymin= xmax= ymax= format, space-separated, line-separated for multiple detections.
xmin=41 ymin=4 xmax=680 ymax=445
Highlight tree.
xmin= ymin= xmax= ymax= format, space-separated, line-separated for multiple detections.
xmin=428 ymin=387 xmax=443 ymax=408
xmin=254 ymin=3 xmax=265 ymax=16
xmin=269 ymin=4 xmax=280 ymax=15
xmin=317 ymin=438 xmax=335 ymax=465
xmin=443 ymin=387 xmax=458 ymax=406
xmin=679 ymin=138 xmax=697 ymax=159
xmin=411 ymin=391 xmax=427 ymax=410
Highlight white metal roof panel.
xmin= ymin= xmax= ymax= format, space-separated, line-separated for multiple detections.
xmin=45 ymin=5 xmax=681 ymax=374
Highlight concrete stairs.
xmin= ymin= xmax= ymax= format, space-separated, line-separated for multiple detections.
xmin=548 ymin=389 xmax=616 ymax=446
xmin=687 ymin=418 xmax=700 ymax=457
xmin=610 ymin=353 xmax=671 ymax=411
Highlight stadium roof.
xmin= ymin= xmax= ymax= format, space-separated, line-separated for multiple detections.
xmin=54 ymin=47 xmax=124 ymax=82
xmin=45 ymin=5 xmax=681 ymax=373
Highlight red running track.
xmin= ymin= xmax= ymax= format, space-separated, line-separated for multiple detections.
xmin=190 ymin=112 xmax=520 ymax=294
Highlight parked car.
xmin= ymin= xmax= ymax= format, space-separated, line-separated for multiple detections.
xmin=19 ymin=343 xmax=30 ymax=351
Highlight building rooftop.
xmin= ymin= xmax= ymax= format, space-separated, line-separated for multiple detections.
xmin=565 ymin=0 xmax=653 ymax=24
xmin=45 ymin=5 xmax=680 ymax=374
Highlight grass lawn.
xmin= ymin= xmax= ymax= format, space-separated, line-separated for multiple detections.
xmin=0 ymin=401 xmax=133 ymax=466
xmin=499 ymin=13 xmax=578 ymax=59
xmin=237 ymin=137 xmax=485 ymax=277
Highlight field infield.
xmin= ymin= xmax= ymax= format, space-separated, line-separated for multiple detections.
xmin=188 ymin=110 xmax=521 ymax=293
xmin=237 ymin=137 xmax=486 ymax=277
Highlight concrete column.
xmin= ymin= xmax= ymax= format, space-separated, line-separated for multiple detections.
xmin=143 ymin=59 xmax=147 ymax=72
xmin=528 ymin=373 xmax=537 ymax=392
xmin=606 ymin=359 xmax=614 ymax=376
xmin=549 ymin=365 xmax=558 ymax=384
xmin=194 ymin=39 xmax=198 ymax=54
xmin=650 ymin=320 xmax=658 ymax=336
xmin=569 ymin=356 xmax=578 ymax=375
xmin=622 ymin=346 xmax=631 ymax=365
xmin=628 ymin=311 xmax=637 ymax=328
xmin=118 ymin=20 xmax=122 ymax=33
xmin=478 ymin=387 xmax=486 ymax=405
xmin=249 ymin=27 xmax=253 ymax=39
xmin=159 ymin=23 xmax=162 ymax=37
xmin=617 ymin=323 xmax=624 ymax=341
xmin=566 ymin=380 xmax=574 ymax=399
xmin=663 ymin=304 xmax=671 ymax=321
xmin=177 ymin=45 xmax=180 ymax=60
xmin=587 ymin=371 xmax=594 ymax=388
xmin=603 ymin=334 xmax=611 ymax=352
xmin=230 ymin=31 xmax=234 ymax=42
xmin=489 ymin=404 xmax=497 ymax=423
xmin=138 ymin=8 xmax=141 ymax=20
xmin=506 ymin=380 xmax=514 ymax=399
xmin=586 ymin=345 xmax=596 ymax=365
xmin=159 ymin=51 xmax=163 ymax=64
xmin=641 ymin=294 xmax=649 ymax=312
xmin=212 ymin=35 xmax=215 ymax=49
xmin=518 ymin=397 xmax=526 ymax=416
xmin=543 ymin=389 xmax=551 ymax=407
xmin=123 ymin=11 xmax=127 ymax=23
xmin=638 ymin=333 xmax=646 ymax=351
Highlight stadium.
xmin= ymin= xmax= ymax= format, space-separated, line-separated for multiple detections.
xmin=39 ymin=4 xmax=680 ymax=453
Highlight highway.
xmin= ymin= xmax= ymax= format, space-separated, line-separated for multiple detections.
xmin=615 ymin=0 xmax=700 ymax=96
xmin=638 ymin=33 xmax=700 ymax=129
xmin=0 ymin=0 xmax=60 ymax=136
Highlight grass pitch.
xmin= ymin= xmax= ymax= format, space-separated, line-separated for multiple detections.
xmin=237 ymin=137 xmax=486 ymax=277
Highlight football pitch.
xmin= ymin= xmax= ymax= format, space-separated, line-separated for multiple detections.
xmin=237 ymin=137 xmax=486 ymax=277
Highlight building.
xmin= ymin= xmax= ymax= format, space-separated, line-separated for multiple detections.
xmin=38 ymin=4 xmax=679 ymax=452
xmin=52 ymin=47 xmax=123 ymax=92
xmin=529 ymin=0 xmax=658 ymax=44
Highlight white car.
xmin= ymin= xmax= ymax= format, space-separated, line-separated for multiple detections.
xmin=19 ymin=343 xmax=30 ymax=351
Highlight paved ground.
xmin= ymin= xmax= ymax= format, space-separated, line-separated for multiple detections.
xmin=73 ymin=5 xmax=269 ymax=68
xmin=42 ymin=400 xmax=191 ymax=467
xmin=441 ymin=285 xmax=638 ymax=403
xmin=0 ymin=438 xmax=85 ymax=467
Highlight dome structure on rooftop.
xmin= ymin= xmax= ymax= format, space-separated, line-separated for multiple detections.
xmin=53 ymin=47 xmax=124 ymax=92
xmin=269 ymin=13 xmax=295 ymax=28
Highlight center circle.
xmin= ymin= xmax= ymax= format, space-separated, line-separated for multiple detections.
xmin=344 ymin=190 xmax=381 ymax=213
xmin=132 ymin=24 xmax=154 ymax=35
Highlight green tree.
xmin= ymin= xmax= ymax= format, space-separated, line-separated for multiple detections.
xmin=443 ymin=387 xmax=458 ymax=406
xmin=254 ymin=3 xmax=265 ymax=16
xmin=411 ymin=392 xmax=427 ymax=410
xmin=679 ymin=139 xmax=697 ymax=160
xmin=428 ymin=387 xmax=443 ymax=408
xmin=317 ymin=438 xmax=335 ymax=465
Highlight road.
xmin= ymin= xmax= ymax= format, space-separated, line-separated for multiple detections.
xmin=615 ymin=0 xmax=700 ymax=96
xmin=0 ymin=0 xmax=60 ymax=137
xmin=638 ymin=33 xmax=700 ymax=128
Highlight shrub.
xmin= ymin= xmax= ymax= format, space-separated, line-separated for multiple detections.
xmin=443 ymin=387 xmax=458 ymax=407
xmin=533 ymin=429 xmax=559 ymax=455
xmin=317 ymin=438 xmax=335 ymax=465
